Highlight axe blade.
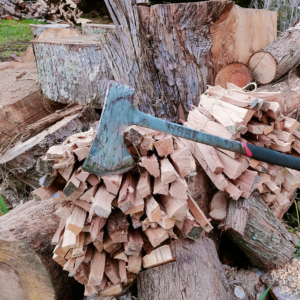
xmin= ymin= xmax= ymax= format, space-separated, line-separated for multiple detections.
xmin=83 ymin=81 xmax=136 ymax=175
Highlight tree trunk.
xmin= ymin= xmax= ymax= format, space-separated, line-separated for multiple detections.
xmin=99 ymin=1 xmax=276 ymax=122
xmin=224 ymin=192 xmax=298 ymax=269
xmin=0 ymin=106 xmax=99 ymax=189
xmin=29 ymin=24 xmax=71 ymax=37
xmin=137 ymin=238 xmax=234 ymax=300
xmin=0 ymin=199 xmax=74 ymax=300
xmin=249 ymin=28 xmax=300 ymax=85
xmin=82 ymin=24 xmax=116 ymax=36
xmin=215 ymin=63 xmax=253 ymax=89
xmin=32 ymin=35 xmax=114 ymax=108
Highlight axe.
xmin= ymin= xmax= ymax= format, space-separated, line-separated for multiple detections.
xmin=83 ymin=81 xmax=300 ymax=175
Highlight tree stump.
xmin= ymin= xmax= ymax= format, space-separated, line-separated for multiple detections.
xmin=32 ymin=35 xmax=114 ymax=108
xmin=137 ymin=238 xmax=234 ymax=300
xmin=99 ymin=1 xmax=276 ymax=122
xmin=29 ymin=24 xmax=71 ymax=37
xmin=0 ymin=199 xmax=73 ymax=300
xmin=223 ymin=192 xmax=298 ymax=269
xmin=82 ymin=24 xmax=116 ymax=35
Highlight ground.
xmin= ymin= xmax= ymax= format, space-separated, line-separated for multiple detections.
xmin=0 ymin=19 xmax=44 ymax=61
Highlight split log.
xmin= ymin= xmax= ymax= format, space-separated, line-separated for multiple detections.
xmin=224 ymin=192 xmax=298 ymax=269
xmin=82 ymin=24 xmax=116 ymax=36
xmin=32 ymin=35 xmax=114 ymax=108
xmin=0 ymin=199 xmax=75 ymax=300
xmin=249 ymin=27 xmax=300 ymax=85
xmin=256 ymin=70 xmax=300 ymax=116
xmin=0 ymin=107 xmax=99 ymax=189
xmin=215 ymin=63 xmax=253 ymax=89
xmin=100 ymin=1 xmax=276 ymax=121
xmin=137 ymin=238 xmax=234 ymax=300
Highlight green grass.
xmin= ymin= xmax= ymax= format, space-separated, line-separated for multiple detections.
xmin=0 ymin=196 xmax=7 ymax=215
xmin=0 ymin=19 xmax=45 ymax=60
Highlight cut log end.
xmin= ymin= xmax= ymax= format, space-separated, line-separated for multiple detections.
xmin=215 ymin=63 xmax=253 ymax=89
xmin=249 ymin=51 xmax=277 ymax=85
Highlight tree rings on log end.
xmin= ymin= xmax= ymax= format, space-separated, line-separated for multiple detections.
xmin=249 ymin=51 xmax=277 ymax=85
xmin=215 ymin=63 xmax=253 ymax=89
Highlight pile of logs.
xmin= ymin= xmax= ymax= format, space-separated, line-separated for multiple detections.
xmin=0 ymin=0 xmax=84 ymax=24
xmin=33 ymin=126 xmax=214 ymax=297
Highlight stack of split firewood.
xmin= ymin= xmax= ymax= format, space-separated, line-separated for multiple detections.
xmin=33 ymin=83 xmax=300 ymax=297
xmin=33 ymin=126 xmax=212 ymax=297
xmin=0 ymin=0 xmax=84 ymax=24
xmin=185 ymin=84 xmax=300 ymax=221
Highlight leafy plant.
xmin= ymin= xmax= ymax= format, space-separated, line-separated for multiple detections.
xmin=258 ymin=281 xmax=275 ymax=300
xmin=0 ymin=196 xmax=7 ymax=215
xmin=293 ymin=243 xmax=300 ymax=258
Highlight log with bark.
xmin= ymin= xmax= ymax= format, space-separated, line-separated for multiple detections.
xmin=30 ymin=24 xmax=71 ymax=37
xmin=222 ymin=192 xmax=298 ymax=269
xmin=0 ymin=199 xmax=76 ymax=300
xmin=249 ymin=26 xmax=300 ymax=85
xmin=137 ymin=238 xmax=234 ymax=300
xmin=32 ymin=35 xmax=114 ymax=108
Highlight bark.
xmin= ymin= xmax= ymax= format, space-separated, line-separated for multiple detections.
xmin=215 ymin=63 xmax=253 ymax=89
xmin=256 ymin=70 xmax=300 ymax=116
xmin=82 ymin=24 xmax=116 ymax=36
xmin=32 ymin=35 xmax=114 ymax=108
xmin=249 ymin=28 xmax=300 ymax=85
xmin=0 ymin=106 xmax=99 ymax=189
xmin=101 ymin=1 xmax=276 ymax=122
xmin=224 ymin=192 xmax=298 ymax=269
xmin=137 ymin=238 xmax=234 ymax=300
xmin=0 ymin=199 xmax=74 ymax=300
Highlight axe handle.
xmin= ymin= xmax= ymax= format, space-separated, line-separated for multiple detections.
xmin=135 ymin=110 xmax=300 ymax=171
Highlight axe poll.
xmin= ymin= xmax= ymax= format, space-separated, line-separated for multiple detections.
xmin=83 ymin=81 xmax=300 ymax=175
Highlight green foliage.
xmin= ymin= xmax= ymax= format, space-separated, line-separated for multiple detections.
xmin=0 ymin=19 xmax=45 ymax=61
xmin=0 ymin=196 xmax=7 ymax=215
xmin=293 ymin=243 xmax=300 ymax=258
xmin=258 ymin=281 xmax=275 ymax=300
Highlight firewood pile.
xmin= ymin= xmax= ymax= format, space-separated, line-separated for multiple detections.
xmin=0 ymin=0 xmax=84 ymax=24
xmin=33 ymin=125 xmax=213 ymax=297
xmin=32 ymin=80 xmax=300 ymax=297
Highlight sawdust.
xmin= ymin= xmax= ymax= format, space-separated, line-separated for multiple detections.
xmin=270 ymin=258 xmax=300 ymax=297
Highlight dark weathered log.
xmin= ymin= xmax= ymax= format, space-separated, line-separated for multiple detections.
xmin=82 ymin=24 xmax=116 ymax=36
xmin=0 ymin=106 xmax=99 ymax=189
xmin=215 ymin=63 xmax=253 ymax=89
xmin=137 ymin=238 xmax=234 ymax=300
xmin=249 ymin=27 xmax=300 ymax=85
xmin=32 ymin=35 xmax=114 ymax=108
xmin=224 ymin=192 xmax=298 ymax=269
xmin=0 ymin=199 xmax=75 ymax=300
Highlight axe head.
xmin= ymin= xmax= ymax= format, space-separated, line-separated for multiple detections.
xmin=83 ymin=81 xmax=136 ymax=175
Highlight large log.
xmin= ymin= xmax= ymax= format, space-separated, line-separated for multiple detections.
xmin=223 ymin=192 xmax=298 ymax=269
xmin=137 ymin=238 xmax=234 ymax=300
xmin=82 ymin=24 xmax=116 ymax=36
xmin=0 ymin=106 xmax=99 ymax=189
xmin=0 ymin=199 xmax=74 ymax=300
xmin=99 ymin=1 xmax=276 ymax=122
xmin=29 ymin=24 xmax=71 ymax=37
xmin=249 ymin=27 xmax=300 ymax=85
xmin=32 ymin=35 xmax=114 ymax=108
